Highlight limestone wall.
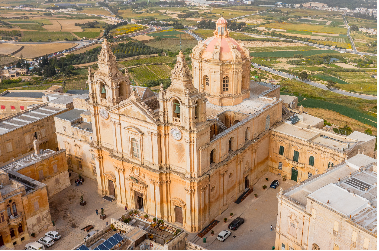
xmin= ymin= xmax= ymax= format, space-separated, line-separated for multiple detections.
xmin=0 ymin=108 xmax=65 ymax=165
xmin=43 ymin=171 xmax=70 ymax=197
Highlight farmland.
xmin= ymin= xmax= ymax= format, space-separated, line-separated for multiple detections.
xmin=128 ymin=64 xmax=172 ymax=86
xmin=21 ymin=31 xmax=76 ymax=42
xmin=110 ymin=24 xmax=145 ymax=36
xmin=251 ymin=50 xmax=338 ymax=58
xmin=12 ymin=43 xmax=78 ymax=59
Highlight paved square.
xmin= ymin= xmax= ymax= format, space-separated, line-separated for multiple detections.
xmin=17 ymin=176 xmax=126 ymax=250
xmin=188 ymin=172 xmax=296 ymax=250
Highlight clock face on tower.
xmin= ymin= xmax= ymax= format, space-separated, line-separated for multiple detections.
xmin=100 ymin=108 xmax=109 ymax=120
xmin=170 ymin=128 xmax=182 ymax=141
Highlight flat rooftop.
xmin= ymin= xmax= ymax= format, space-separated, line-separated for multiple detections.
xmin=206 ymin=82 xmax=278 ymax=118
xmin=46 ymin=93 xmax=89 ymax=105
xmin=1 ymin=149 xmax=59 ymax=172
xmin=274 ymin=123 xmax=357 ymax=151
xmin=0 ymin=105 xmax=65 ymax=135
xmin=1 ymin=91 xmax=44 ymax=98
xmin=55 ymin=109 xmax=86 ymax=122
xmin=284 ymin=154 xmax=377 ymax=234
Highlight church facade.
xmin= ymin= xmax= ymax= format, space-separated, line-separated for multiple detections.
xmin=54 ymin=18 xmax=374 ymax=233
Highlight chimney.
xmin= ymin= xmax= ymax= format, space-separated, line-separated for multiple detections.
xmin=33 ymin=139 xmax=40 ymax=155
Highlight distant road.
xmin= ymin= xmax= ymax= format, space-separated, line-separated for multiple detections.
xmin=251 ymin=63 xmax=377 ymax=100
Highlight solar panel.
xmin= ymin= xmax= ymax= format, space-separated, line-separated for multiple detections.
xmin=114 ymin=233 xmax=123 ymax=242
xmin=103 ymin=241 xmax=113 ymax=249
xmin=108 ymin=236 xmax=117 ymax=245
xmin=76 ymin=245 xmax=89 ymax=250
xmin=98 ymin=243 xmax=108 ymax=250
xmin=93 ymin=247 xmax=101 ymax=250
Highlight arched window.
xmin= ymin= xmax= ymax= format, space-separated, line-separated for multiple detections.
xmin=222 ymin=76 xmax=229 ymax=92
xmin=195 ymin=101 xmax=199 ymax=119
xmin=7 ymin=205 xmax=11 ymax=217
xmin=245 ymin=128 xmax=249 ymax=142
xmin=204 ymin=75 xmax=209 ymax=87
xmin=173 ymin=99 xmax=181 ymax=122
xmin=18 ymin=224 xmax=23 ymax=233
xmin=265 ymin=115 xmax=270 ymax=130
xmin=10 ymin=229 xmax=15 ymax=238
xmin=309 ymin=156 xmax=315 ymax=166
xmin=228 ymin=138 xmax=233 ymax=152
xmin=119 ymin=82 xmax=126 ymax=99
xmin=100 ymin=83 xmax=106 ymax=99
xmin=210 ymin=149 xmax=215 ymax=164
xmin=131 ymin=138 xmax=140 ymax=159
xmin=12 ymin=203 xmax=17 ymax=217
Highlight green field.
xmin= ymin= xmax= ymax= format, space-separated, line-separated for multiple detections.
xmin=148 ymin=30 xmax=184 ymax=38
xmin=313 ymin=74 xmax=349 ymax=85
xmin=129 ymin=64 xmax=172 ymax=85
xmin=21 ymin=31 xmax=76 ymax=42
xmin=297 ymin=97 xmax=377 ymax=127
xmin=251 ymin=50 xmax=338 ymax=58
xmin=73 ymin=31 xmax=100 ymax=39
xmin=120 ymin=56 xmax=175 ymax=67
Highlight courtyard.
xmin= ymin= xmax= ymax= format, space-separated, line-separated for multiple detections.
xmin=188 ymin=172 xmax=296 ymax=250
xmin=17 ymin=174 xmax=126 ymax=250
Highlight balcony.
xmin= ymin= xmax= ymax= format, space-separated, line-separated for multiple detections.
xmin=8 ymin=213 xmax=23 ymax=225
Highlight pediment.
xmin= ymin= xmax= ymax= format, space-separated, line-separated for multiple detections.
xmin=110 ymin=99 xmax=156 ymax=124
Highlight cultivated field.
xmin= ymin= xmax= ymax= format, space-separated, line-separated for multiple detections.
xmin=304 ymin=107 xmax=377 ymax=136
xmin=0 ymin=43 xmax=22 ymax=55
xmin=21 ymin=31 xmax=76 ymax=42
xmin=13 ymin=43 xmax=78 ymax=59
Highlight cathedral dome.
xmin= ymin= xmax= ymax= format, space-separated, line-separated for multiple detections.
xmin=192 ymin=17 xmax=250 ymax=61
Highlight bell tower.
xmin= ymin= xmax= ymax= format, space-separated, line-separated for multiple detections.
xmin=87 ymin=39 xmax=131 ymax=108
xmin=159 ymin=51 xmax=207 ymax=130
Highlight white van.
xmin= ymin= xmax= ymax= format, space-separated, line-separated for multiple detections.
xmin=25 ymin=242 xmax=45 ymax=250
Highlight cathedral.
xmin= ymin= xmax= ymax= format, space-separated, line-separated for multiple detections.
xmin=54 ymin=18 xmax=373 ymax=233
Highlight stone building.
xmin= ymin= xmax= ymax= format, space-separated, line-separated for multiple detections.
xmin=0 ymin=91 xmax=45 ymax=118
xmin=0 ymin=168 xmax=51 ymax=248
xmin=1 ymin=141 xmax=70 ymax=197
xmin=54 ymin=18 xmax=376 ymax=233
xmin=0 ymin=104 xmax=67 ymax=165
xmin=269 ymin=121 xmax=376 ymax=183
xmin=275 ymin=154 xmax=377 ymax=250
xmin=55 ymin=19 xmax=283 ymax=232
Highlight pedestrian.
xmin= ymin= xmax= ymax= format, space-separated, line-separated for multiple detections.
xmin=125 ymin=206 xmax=127 ymax=211
xmin=271 ymin=225 xmax=273 ymax=231
xmin=106 ymin=221 xmax=108 ymax=226
xmin=96 ymin=209 xmax=98 ymax=215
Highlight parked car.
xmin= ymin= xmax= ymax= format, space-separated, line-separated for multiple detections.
xmin=37 ymin=237 xmax=54 ymax=247
xmin=228 ymin=217 xmax=245 ymax=230
xmin=217 ymin=230 xmax=232 ymax=242
xmin=45 ymin=231 xmax=61 ymax=240
xmin=25 ymin=242 xmax=45 ymax=250
xmin=270 ymin=180 xmax=279 ymax=189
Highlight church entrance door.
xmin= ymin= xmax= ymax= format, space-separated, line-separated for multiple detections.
xmin=174 ymin=206 xmax=183 ymax=224
xmin=245 ymin=176 xmax=249 ymax=189
xmin=108 ymin=180 xmax=115 ymax=197
xmin=135 ymin=191 xmax=144 ymax=210
xmin=0 ymin=235 xmax=3 ymax=247
xmin=291 ymin=168 xmax=298 ymax=182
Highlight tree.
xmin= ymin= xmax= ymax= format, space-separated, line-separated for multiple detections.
xmin=326 ymin=80 xmax=336 ymax=89
xmin=364 ymin=128 xmax=373 ymax=135
xmin=298 ymin=71 xmax=308 ymax=80
xmin=350 ymin=25 xmax=359 ymax=31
